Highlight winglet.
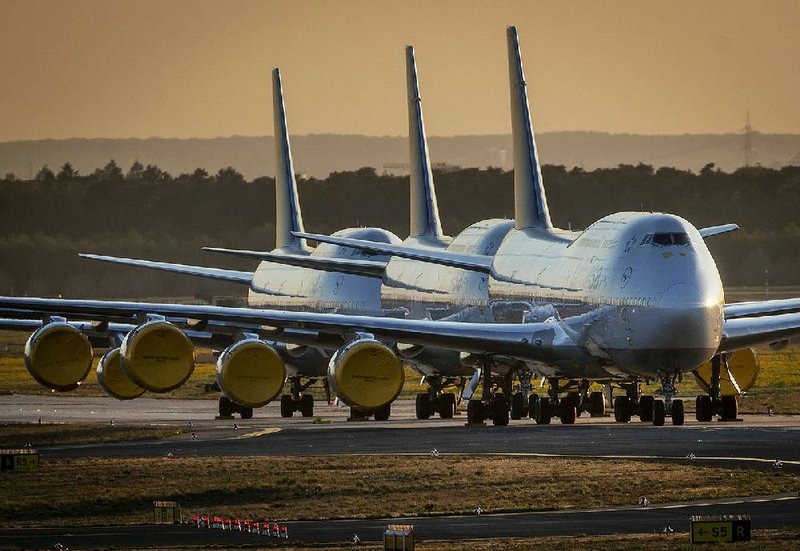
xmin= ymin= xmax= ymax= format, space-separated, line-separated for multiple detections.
xmin=406 ymin=46 xmax=448 ymax=243
xmin=699 ymin=223 xmax=739 ymax=239
xmin=507 ymin=26 xmax=552 ymax=230
xmin=272 ymin=68 xmax=307 ymax=252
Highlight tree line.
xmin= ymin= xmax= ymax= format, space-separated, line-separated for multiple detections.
xmin=1 ymin=160 xmax=799 ymax=298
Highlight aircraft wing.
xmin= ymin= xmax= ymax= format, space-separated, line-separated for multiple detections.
xmin=724 ymin=298 xmax=800 ymax=319
xmin=721 ymin=311 xmax=800 ymax=352
xmin=699 ymin=224 xmax=739 ymax=239
xmin=294 ymin=231 xmax=494 ymax=273
xmin=202 ymin=247 xmax=386 ymax=278
xmin=0 ymin=296 xmax=562 ymax=361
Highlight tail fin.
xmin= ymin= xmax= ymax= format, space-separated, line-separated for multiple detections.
xmin=272 ymin=68 xmax=307 ymax=251
xmin=406 ymin=46 xmax=447 ymax=243
xmin=507 ymin=26 xmax=552 ymax=230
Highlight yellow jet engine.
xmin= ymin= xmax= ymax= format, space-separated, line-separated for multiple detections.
xmin=24 ymin=322 xmax=93 ymax=391
xmin=327 ymin=338 xmax=404 ymax=412
xmin=216 ymin=339 xmax=286 ymax=409
xmin=96 ymin=347 xmax=146 ymax=400
xmin=693 ymin=348 xmax=759 ymax=396
xmin=120 ymin=320 xmax=195 ymax=393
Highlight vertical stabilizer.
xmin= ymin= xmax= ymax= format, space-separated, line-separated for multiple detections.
xmin=272 ymin=68 xmax=307 ymax=252
xmin=406 ymin=46 xmax=447 ymax=243
xmin=507 ymin=26 xmax=552 ymax=230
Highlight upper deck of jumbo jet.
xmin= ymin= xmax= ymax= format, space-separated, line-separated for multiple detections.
xmin=489 ymin=211 xmax=724 ymax=307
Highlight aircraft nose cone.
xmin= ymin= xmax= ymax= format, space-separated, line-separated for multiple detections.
xmin=659 ymin=283 xmax=721 ymax=352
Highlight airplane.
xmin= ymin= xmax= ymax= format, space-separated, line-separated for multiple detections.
xmin=3 ymin=26 xmax=800 ymax=429
xmin=205 ymin=45 xmax=517 ymax=422
xmin=15 ymin=67 xmax=408 ymax=421
xmin=74 ymin=49 xmax=493 ymax=421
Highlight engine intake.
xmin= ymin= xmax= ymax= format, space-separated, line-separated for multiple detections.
xmin=24 ymin=322 xmax=93 ymax=391
xmin=327 ymin=339 xmax=403 ymax=411
xmin=120 ymin=320 xmax=195 ymax=393
xmin=216 ymin=339 xmax=286 ymax=408
xmin=97 ymin=347 xmax=146 ymax=400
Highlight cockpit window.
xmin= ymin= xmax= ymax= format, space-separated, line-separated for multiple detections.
xmin=652 ymin=232 xmax=690 ymax=246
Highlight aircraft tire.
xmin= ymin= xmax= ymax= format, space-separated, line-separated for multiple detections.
xmin=280 ymin=394 xmax=294 ymax=418
xmin=639 ymin=395 xmax=654 ymax=422
xmin=528 ymin=394 xmax=540 ymax=420
xmin=219 ymin=396 xmax=234 ymax=417
xmin=439 ymin=393 xmax=456 ymax=419
xmin=671 ymin=399 xmax=685 ymax=426
xmin=300 ymin=394 xmax=314 ymax=418
xmin=695 ymin=395 xmax=713 ymax=422
xmin=374 ymin=403 xmax=391 ymax=421
xmin=535 ymin=397 xmax=551 ymax=424
xmin=559 ymin=398 xmax=577 ymax=424
xmin=720 ymin=395 xmax=738 ymax=421
xmin=589 ymin=391 xmax=605 ymax=416
xmin=652 ymin=399 xmax=666 ymax=426
xmin=510 ymin=392 xmax=525 ymax=420
xmin=492 ymin=396 xmax=509 ymax=426
xmin=415 ymin=393 xmax=432 ymax=420
xmin=240 ymin=406 xmax=254 ymax=419
xmin=467 ymin=399 xmax=484 ymax=424
xmin=614 ymin=396 xmax=632 ymax=423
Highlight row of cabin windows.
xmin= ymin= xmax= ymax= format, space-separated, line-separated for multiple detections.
xmin=640 ymin=232 xmax=691 ymax=246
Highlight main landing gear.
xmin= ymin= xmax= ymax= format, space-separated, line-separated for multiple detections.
xmin=465 ymin=357 xmax=510 ymax=426
xmin=528 ymin=379 xmax=606 ymax=425
xmin=279 ymin=377 xmax=318 ymax=418
xmin=695 ymin=355 xmax=739 ymax=422
xmin=415 ymin=376 xmax=458 ymax=420
xmin=349 ymin=403 xmax=392 ymax=422
xmin=612 ymin=378 xmax=684 ymax=426
xmin=218 ymin=396 xmax=254 ymax=419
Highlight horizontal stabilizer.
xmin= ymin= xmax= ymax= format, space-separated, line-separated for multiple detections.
xmin=699 ymin=224 xmax=739 ymax=239
xmin=203 ymin=247 xmax=387 ymax=278
xmin=293 ymin=232 xmax=494 ymax=273
xmin=80 ymin=253 xmax=254 ymax=284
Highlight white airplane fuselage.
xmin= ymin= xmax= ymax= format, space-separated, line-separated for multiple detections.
xmin=377 ymin=211 xmax=723 ymax=381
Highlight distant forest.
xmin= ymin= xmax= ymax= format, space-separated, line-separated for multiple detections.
xmin=1 ymin=160 xmax=799 ymax=298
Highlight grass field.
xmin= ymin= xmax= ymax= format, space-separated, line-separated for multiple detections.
xmin=208 ymin=530 xmax=799 ymax=551
xmin=0 ymin=423 xmax=186 ymax=448
xmin=1 ymin=455 xmax=797 ymax=527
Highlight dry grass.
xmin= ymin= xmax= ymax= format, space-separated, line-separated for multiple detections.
xmin=418 ymin=530 xmax=800 ymax=551
xmin=1 ymin=455 xmax=797 ymax=527
xmin=124 ymin=530 xmax=800 ymax=551
xmin=0 ymin=422 xmax=186 ymax=447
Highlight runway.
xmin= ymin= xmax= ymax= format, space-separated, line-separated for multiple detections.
xmin=1 ymin=395 xmax=799 ymax=547
xmin=0 ymin=494 xmax=797 ymax=548
xmin=2 ymin=396 xmax=798 ymax=472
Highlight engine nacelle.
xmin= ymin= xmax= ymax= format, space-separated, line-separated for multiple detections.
xmin=24 ymin=322 xmax=93 ymax=391
xmin=327 ymin=339 xmax=404 ymax=411
xmin=216 ymin=339 xmax=286 ymax=408
xmin=693 ymin=348 xmax=760 ymax=396
xmin=97 ymin=347 xmax=146 ymax=400
xmin=120 ymin=320 xmax=195 ymax=393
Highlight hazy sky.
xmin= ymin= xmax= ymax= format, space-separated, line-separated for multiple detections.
xmin=1 ymin=0 xmax=799 ymax=141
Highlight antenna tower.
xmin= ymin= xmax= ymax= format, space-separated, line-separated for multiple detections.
xmin=743 ymin=109 xmax=755 ymax=167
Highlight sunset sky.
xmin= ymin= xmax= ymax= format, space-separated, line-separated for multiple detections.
xmin=1 ymin=0 xmax=799 ymax=141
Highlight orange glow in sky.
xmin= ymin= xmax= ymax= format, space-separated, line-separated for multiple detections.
xmin=1 ymin=0 xmax=799 ymax=140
